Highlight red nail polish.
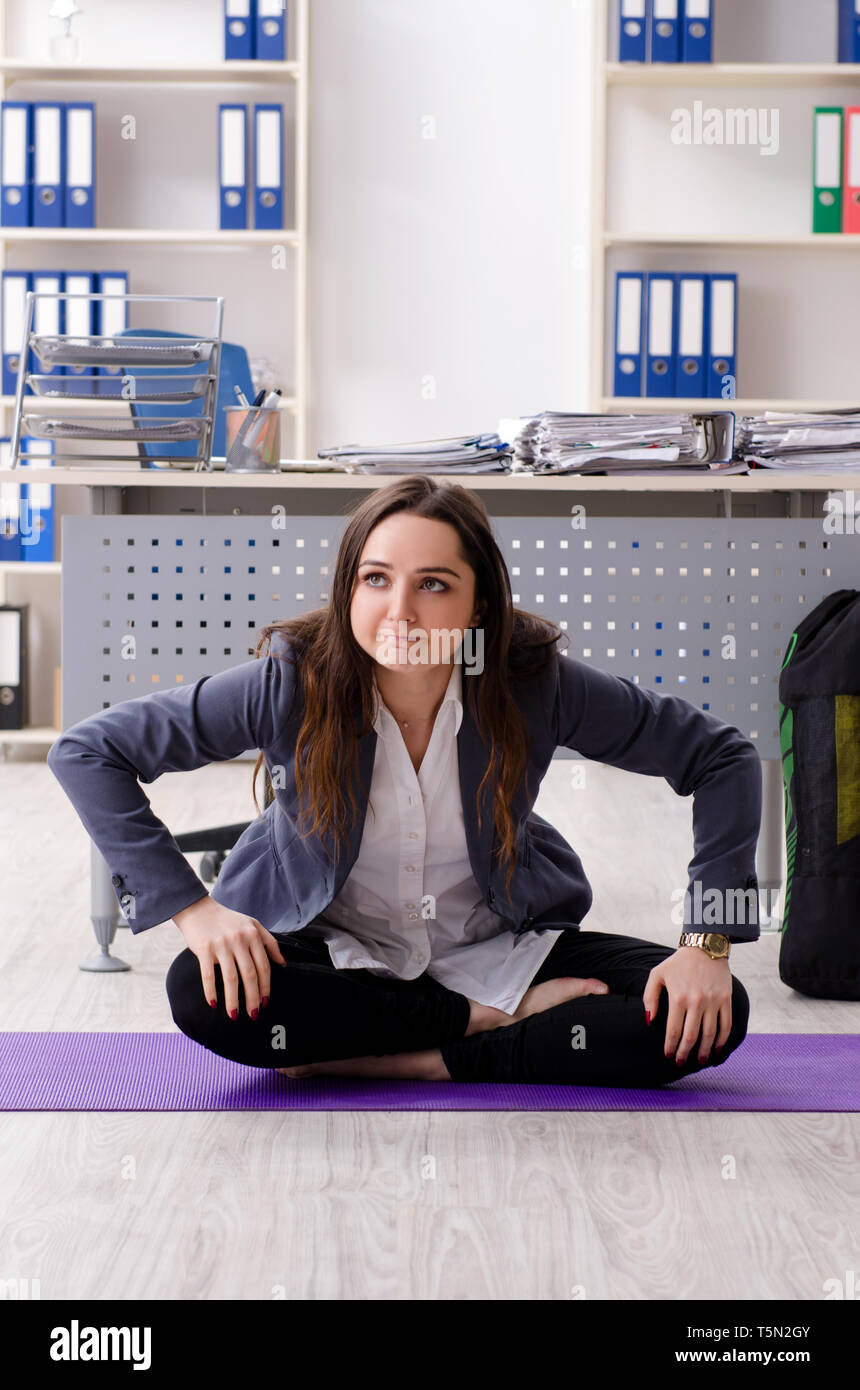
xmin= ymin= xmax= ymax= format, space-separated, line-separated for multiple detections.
xmin=715 ymin=1042 xmax=724 ymax=1051
xmin=262 ymin=996 xmax=269 ymax=1009
xmin=251 ymin=1008 xmax=258 ymax=1020
xmin=209 ymin=999 xmax=217 ymax=1009
xmin=645 ymin=1009 xmax=651 ymax=1025
xmin=676 ymin=1055 xmax=684 ymax=1066
xmin=230 ymin=1008 xmax=238 ymax=1021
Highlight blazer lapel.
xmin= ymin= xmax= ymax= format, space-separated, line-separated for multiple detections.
xmin=338 ymin=707 xmax=378 ymax=880
xmin=457 ymin=684 xmax=495 ymax=891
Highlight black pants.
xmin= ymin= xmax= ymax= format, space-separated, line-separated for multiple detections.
xmin=166 ymin=924 xmax=751 ymax=1088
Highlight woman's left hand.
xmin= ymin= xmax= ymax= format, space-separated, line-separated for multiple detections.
xmin=642 ymin=947 xmax=733 ymax=1065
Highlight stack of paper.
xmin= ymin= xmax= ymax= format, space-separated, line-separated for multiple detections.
xmin=317 ymin=434 xmax=512 ymax=475
xmin=737 ymin=410 xmax=860 ymax=472
xmin=508 ymin=412 xmax=744 ymax=475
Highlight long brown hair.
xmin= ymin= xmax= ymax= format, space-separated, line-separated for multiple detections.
xmin=250 ymin=476 xmax=567 ymax=902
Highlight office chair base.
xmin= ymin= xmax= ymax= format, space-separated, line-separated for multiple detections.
xmin=80 ymin=948 xmax=131 ymax=973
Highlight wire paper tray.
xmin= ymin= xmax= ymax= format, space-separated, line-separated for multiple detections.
xmin=27 ymin=373 xmax=211 ymax=403
xmin=22 ymin=414 xmax=207 ymax=442
xmin=30 ymin=336 xmax=214 ymax=369
xmin=9 ymin=292 xmax=225 ymax=469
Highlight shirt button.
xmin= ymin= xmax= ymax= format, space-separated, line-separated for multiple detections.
xmin=408 ymin=832 xmax=419 ymax=840
xmin=406 ymin=864 xmax=417 ymax=872
xmin=408 ymin=913 xmax=418 ymax=920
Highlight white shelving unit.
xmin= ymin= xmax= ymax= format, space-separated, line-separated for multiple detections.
xmin=0 ymin=0 xmax=309 ymax=749
xmin=0 ymin=59 xmax=300 ymax=82
xmin=0 ymin=0 xmax=309 ymax=450
xmin=607 ymin=61 xmax=860 ymax=86
xmin=590 ymin=0 xmax=860 ymax=414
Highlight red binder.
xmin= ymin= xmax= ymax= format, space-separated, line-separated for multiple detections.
xmin=842 ymin=107 xmax=860 ymax=232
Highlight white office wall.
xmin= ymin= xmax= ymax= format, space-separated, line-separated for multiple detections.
xmin=307 ymin=0 xmax=592 ymax=449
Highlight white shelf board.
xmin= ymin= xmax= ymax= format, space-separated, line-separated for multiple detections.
xmin=605 ymin=232 xmax=860 ymax=248
xmin=602 ymin=397 xmax=860 ymax=412
xmin=0 ymin=229 xmax=299 ymax=245
xmin=0 ymin=561 xmax=61 ymax=574
xmin=607 ymin=62 xmax=860 ymax=86
xmin=0 ymin=395 xmax=299 ymax=412
xmin=0 ymin=726 xmax=60 ymax=744
xmin=9 ymin=466 xmax=860 ymax=492
xmin=0 ymin=58 xmax=298 ymax=83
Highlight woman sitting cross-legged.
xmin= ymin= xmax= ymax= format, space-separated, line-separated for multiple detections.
xmin=48 ymin=476 xmax=758 ymax=1088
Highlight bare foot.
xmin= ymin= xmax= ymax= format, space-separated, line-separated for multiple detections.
xmin=274 ymin=979 xmax=611 ymax=1083
xmin=464 ymin=978 xmax=609 ymax=1035
xmin=510 ymin=976 xmax=609 ymax=1023
xmin=277 ymin=1049 xmax=450 ymax=1081
xmin=465 ymin=998 xmax=516 ymax=1035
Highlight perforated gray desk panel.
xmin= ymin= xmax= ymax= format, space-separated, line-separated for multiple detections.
xmin=61 ymin=514 xmax=857 ymax=763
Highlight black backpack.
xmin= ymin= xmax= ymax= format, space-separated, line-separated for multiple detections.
xmin=779 ymin=590 xmax=860 ymax=999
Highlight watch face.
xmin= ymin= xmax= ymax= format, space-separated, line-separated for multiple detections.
xmin=707 ymin=934 xmax=729 ymax=953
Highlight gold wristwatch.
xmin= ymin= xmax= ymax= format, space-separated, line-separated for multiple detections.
xmin=678 ymin=931 xmax=731 ymax=960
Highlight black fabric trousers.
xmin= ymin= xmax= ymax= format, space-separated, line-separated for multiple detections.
xmin=165 ymin=924 xmax=751 ymax=1088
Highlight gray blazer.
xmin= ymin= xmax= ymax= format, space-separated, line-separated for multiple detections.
xmin=47 ymin=639 xmax=763 ymax=942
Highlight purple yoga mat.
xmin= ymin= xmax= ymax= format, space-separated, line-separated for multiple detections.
xmin=1 ymin=1032 xmax=858 ymax=1110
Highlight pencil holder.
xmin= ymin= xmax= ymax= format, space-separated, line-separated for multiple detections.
xmin=224 ymin=406 xmax=281 ymax=472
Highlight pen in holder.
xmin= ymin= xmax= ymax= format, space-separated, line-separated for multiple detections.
xmin=224 ymin=405 xmax=281 ymax=472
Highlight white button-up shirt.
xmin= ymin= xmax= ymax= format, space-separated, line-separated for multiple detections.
xmin=303 ymin=662 xmax=562 ymax=1014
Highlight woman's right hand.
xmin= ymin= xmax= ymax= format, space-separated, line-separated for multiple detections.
xmin=172 ymin=895 xmax=288 ymax=1021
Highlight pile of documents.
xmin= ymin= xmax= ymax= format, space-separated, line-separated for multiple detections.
xmin=508 ymin=412 xmax=742 ymax=475
xmin=736 ymin=410 xmax=860 ymax=472
xmin=317 ymin=434 xmax=512 ymax=475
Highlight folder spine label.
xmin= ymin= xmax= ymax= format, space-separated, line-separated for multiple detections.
xmin=645 ymin=272 xmax=678 ymax=397
xmin=64 ymin=103 xmax=95 ymax=229
xmin=707 ymin=273 xmax=737 ymax=399
xmin=257 ymin=0 xmax=286 ymax=61
xmin=613 ymin=271 xmax=646 ymax=397
xmin=618 ymin=0 xmax=648 ymax=63
xmin=676 ymin=273 xmax=708 ymax=398
xmin=253 ymin=103 xmax=283 ymax=229
xmin=225 ymin=0 xmax=256 ymax=61
xmin=651 ymin=0 xmax=680 ymax=63
xmin=843 ymin=107 xmax=860 ymax=232
xmin=1 ymin=102 xmax=33 ymax=226
xmin=813 ymin=108 xmax=844 ymax=234
xmin=33 ymin=102 xmax=65 ymax=229
xmin=219 ymin=104 xmax=248 ymax=230
xmin=681 ymin=0 xmax=712 ymax=63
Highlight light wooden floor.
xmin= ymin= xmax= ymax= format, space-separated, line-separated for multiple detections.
xmin=1 ymin=750 xmax=858 ymax=1300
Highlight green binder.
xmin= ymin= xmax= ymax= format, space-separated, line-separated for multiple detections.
xmin=813 ymin=107 xmax=843 ymax=234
